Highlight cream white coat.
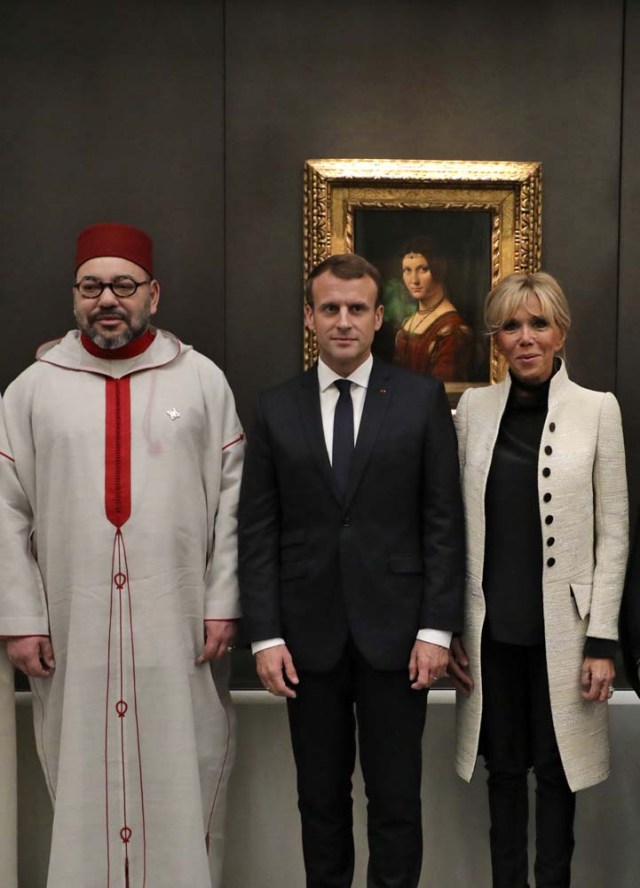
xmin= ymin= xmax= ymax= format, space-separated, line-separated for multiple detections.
xmin=454 ymin=362 xmax=628 ymax=792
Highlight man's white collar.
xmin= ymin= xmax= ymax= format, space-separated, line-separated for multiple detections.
xmin=317 ymin=354 xmax=373 ymax=392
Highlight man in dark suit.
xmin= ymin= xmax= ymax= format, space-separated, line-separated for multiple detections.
xmin=238 ymin=253 xmax=465 ymax=888
xmin=621 ymin=513 xmax=640 ymax=697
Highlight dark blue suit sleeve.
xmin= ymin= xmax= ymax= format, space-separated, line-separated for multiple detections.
xmin=419 ymin=382 xmax=465 ymax=632
xmin=238 ymin=397 xmax=283 ymax=643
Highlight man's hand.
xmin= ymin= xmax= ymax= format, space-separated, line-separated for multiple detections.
xmin=7 ymin=636 xmax=55 ymax=678
xmin=448 ymin=636 xmax=474 ymax=696
xmin=255 ymin=644 xmax=299 ymax=698
xmin=580 ymin=656 xmax=615 ymax=702
xmin=408 ymin=640 xmax=449 ymax=690
xmin=196 ymin=620 xmax=238 ymax=665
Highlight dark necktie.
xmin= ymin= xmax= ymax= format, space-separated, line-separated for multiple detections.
xmin=332 ymin=378 xmax=354 ymax=497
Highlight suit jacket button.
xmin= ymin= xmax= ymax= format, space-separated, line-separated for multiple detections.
xmin=547 ymin=557 xmax=556 ymax=567
xmin=342 ymin=515 xmax=351 ymax=526
xmin=542 ymin=467 xmax=551 ymax=478
xmin=547 ymin=536 xmax=555 ymax=546
xmin=545 ymin=515 xmax=554 ymax=525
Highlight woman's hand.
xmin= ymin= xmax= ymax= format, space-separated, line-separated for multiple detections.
xmin=448 ymin=636 xmax=474 ymax=696
xmin=580 ymin=656 xmax=615 ymax=702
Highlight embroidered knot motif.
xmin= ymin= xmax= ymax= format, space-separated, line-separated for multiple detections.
xmin=120 ymin=826 xmax=132 ymax=844
xmin=166 ymin=407 xmax=181 ymax=421
xmin=115 ymin=700 xmax=128 ymax=718
xmin=114 ymin=572 xmax=127 ymax=590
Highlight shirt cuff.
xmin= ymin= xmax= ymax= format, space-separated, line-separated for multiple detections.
xmin=416 ymin=629 xmax=452 ymax=649
xmin=252 ymin=637 xmax=286 ymax=655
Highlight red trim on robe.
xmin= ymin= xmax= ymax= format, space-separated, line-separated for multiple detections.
xmin=105 ymin=379 xmax=132 ymax=527
xmin=0 ymin=450 xmax=15 ymax=462
xmin=81 ymin=328 xmax=155 ymax=360
xmin=206 ymin=702 xmax=233 ymax=852
xmin=222 ymin=433 xmax=244 ymax=451
xmin=103 ymin=381 xmax=147 ymax=884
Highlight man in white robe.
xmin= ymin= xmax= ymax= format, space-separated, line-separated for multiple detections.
xmin=0 ymin=398 xmax=18 ymax=888
xmin=0 ymin=222 xmax=244 ymax=888
xmin=0 ymin=636 xmax=17 ymax=888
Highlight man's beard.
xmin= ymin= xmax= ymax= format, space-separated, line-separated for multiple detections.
xmin=75 ymin=302 xmax=152 ymax=349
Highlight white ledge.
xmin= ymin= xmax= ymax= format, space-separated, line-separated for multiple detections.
xmin=16 ymin=688 xmax=639 ymax=707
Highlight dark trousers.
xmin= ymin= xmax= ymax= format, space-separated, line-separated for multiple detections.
xmin=481 ymin=636 xmax=576 ymax=888
xmin=286 ymin=637 xmax=428 ymax=888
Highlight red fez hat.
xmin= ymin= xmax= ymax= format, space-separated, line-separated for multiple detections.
xmin=75 ymin=223 xmax=153 ymax=275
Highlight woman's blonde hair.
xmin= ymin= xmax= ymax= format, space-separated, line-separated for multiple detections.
xmin=484 ymin=272 xmax=571 ymax=337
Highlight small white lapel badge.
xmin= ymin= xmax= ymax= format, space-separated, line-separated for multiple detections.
xmin=166 ymin=407 xmax=181 ymax=421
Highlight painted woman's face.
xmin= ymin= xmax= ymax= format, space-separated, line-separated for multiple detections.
xmin=402 ymin=253 xmax=438 ymax=301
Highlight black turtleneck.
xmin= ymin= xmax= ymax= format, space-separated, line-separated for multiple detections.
xmin=482 ymin=368 xmax=615 ymax=658
xmin=483 ymin=374 xmax=550 ymax=645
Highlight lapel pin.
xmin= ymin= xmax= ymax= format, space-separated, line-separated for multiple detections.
xmin=166 ymin=408 xmax=181 ymax=421
xmin=379 ymin=388 xmax=387 ymax=395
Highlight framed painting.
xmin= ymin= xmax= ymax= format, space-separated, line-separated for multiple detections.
xmin=303 ymin=158 xmax=542 ymax=404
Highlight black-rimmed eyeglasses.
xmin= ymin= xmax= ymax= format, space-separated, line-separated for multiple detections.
xmin=73 ymin=276 xmax=151 ymax=299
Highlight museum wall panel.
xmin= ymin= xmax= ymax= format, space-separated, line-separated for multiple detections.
xmin=0 ymin=0 xmax=226 ymax=391
xmin=618 ymin=0 xmax=640 ymax=507
xmin=224 ymin=0 xmax=625 ymax=425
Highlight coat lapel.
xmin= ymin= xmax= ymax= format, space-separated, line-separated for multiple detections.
xmin=468 ymin=377 xmax=511 ymax=487
xmin=343 ymin=360 xmax=392 ymax=506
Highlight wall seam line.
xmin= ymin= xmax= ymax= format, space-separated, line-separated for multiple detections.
xmin=222 ymin=0 xmax=228 ymax=370
xmin=615 ymin=0 xmax=627 ymax=394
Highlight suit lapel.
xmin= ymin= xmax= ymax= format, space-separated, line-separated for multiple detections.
xmin=343 ymin=359 xmax=392 ymax=506
xmin=296 ymin=366 xmax=336 ymax=496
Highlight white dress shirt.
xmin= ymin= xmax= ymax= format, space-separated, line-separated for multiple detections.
xmin=252 ymin=355 xmax=451 ymax=654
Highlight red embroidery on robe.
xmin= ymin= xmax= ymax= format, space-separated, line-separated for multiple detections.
xmin=104 ymin=378 xmax=146 ymax=887
xmin=81 ymin=329 xmax=155 ymax=359
xmin=222 ymin=432 xmax=245 ymax=451
xmin=105 ymin=379 xmax=132 ymax=527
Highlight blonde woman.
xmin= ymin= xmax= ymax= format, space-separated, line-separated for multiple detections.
xmin=449 ymin=272 xmax=628 ymax=887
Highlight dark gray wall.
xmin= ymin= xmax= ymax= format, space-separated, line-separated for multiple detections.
xmin=619 ymin=0 xmax=640 ymax=516
xmin=0 ymin=0 xmax=636 ymax=495
xmin=225 ymin=0 xmax=625 ymax=407
xmin=0 ymin=0 xmax=226 ymax=383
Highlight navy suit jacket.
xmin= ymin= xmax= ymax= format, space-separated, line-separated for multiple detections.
xmin=238 ymin=359 xmax=465 ymax=672
xmin=621 ymin=509 xmax=640 ymax=696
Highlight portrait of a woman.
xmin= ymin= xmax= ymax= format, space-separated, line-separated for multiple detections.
xmin=449 ymin=272 xmax=628 ymax=887
xmin=393 ymin=236 xmax=474 ymax=382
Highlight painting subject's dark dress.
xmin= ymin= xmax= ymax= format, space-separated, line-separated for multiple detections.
xmin=393 ymin=310 xmax=473 ymax=382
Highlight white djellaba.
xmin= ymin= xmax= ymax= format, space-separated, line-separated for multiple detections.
xmin=0 ymin=329 xmax=244 ymax=888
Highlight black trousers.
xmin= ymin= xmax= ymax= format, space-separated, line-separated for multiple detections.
xmin=286 ymin=637 xmax=428 ymax=888
xmin=481 ymin=635 xmax=576 ymax=888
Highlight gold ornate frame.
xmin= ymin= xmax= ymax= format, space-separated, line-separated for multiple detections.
xmin=303 ymin=159 xmax=542 ymax=387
